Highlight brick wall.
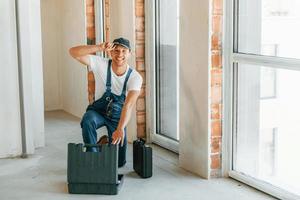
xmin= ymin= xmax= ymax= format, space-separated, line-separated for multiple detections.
xmin=135 ymin=0 xmax=146 ymax=139
xmin=104 ymin=0 xmax=110 ymax=42
xmin=210 ymin=0 xmax=223 ymax=177
xmin=86 ymin=0 xmax=96 ymax=104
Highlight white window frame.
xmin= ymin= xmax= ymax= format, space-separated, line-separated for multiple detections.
xmin=145 ymin=0 xmax=179 ymax=153
xmin=94 ymin=0 xmax=105 ymax=56
xmin=223 ymin=0 xmax=300 ymax=199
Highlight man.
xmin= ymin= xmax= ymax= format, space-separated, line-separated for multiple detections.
xmin=69 ymin=37 xmax=142 ymax=167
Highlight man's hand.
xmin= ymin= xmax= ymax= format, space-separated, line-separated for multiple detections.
xmin=69 ymin=41 xmax=115 ymax=65
xmin=111 ymin=91 xmax=141 ymax=146
xmin=99 ymin=42 xmax=115 ymax=54
xmin=112 ymin=128 xmax=125 ymax=146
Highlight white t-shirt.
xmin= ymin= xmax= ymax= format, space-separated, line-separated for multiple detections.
xmin=88 ymin=55 xmax=143 ymax=100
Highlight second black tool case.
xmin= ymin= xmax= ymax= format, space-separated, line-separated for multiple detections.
xmin=133 ymin=138 xmax=152 ymax=178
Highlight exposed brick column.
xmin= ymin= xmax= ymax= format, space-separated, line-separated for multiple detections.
xmin=86 ymin=0 xmax=96 ymax=104
xmin=86 ymin=0 xmax=96 ymax=45
xmin=135 ymin=0 xmax=146 ymax=139
xmin=104 ymin=0 xmax=110 ymax=42
xmin=210 ymin=0 xmax=223 ymax=177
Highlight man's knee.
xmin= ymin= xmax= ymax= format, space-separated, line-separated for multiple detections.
xmin=80 ymin=111 xmax=97 ymax=128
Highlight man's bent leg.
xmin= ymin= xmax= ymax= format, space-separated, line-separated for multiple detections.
xmin=80 ymin=110 xmax=105 ymax=152
xmin=106 ymin=123 xmax=127 ymax=167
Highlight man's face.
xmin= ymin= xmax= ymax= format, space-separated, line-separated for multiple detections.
xmin=111 ymin=45 xmax=130 ymax=67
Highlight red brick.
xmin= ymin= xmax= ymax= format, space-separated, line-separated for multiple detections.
xmin=211 ymin=137 xmax=221 ymax=154
xmin=136 ymin=98 xmax=145 ymax=111
xmin=136 ymin=44 xmax=145 ymax=58
xmin=88 ymin=72 xmax=95 ymax=104
xmin=211 ymin=103 xmax=222 ymax=120
xmin=213 ymin=0 xmax=223 ymax=15
xmin=86 ymin=6 xmax=94 ymax=15
xmin=105 ymin=3 xmax=110 ymax=17
xmin=211 ymin=69 xmax=222 ymax=86
xmin=211 ymin=33 xmax=222 ymax=50
xmin=105 ymin=18 xmax=110 ymax=31
xmin=136 ymin=2 xmax=144 ymax=17
xmin=212 ymin=15 xmax=222 ymax=34
xmin=139 ymin=86 xmax=146 ymax=98
xmin=86 ymin=0 xmax=94 ymax=6
xmin=211 ymin=85 xmax=222 ymax=104
xmin=136 ymin=31 xmax=145 ymax=42
xmin=138 ymin=71 xmax=146 ymax=85
xmin=211 ymin=154 xmax=221 ymax=169
xmin=136 ymin=17 xmax=145 ymax=32
xmin=136 ymin=60 xmax=145 ymax=71
xmin=211 ymin=120 xmax=222 ymax=137
xmin=211 ymin=51 xmax=222 ymax=68
xmin=137 ymin=112 xmax=146 ymax=124
xmin=86 ymin=19 xmax=95 ymax=29
xmin=211 ymin=0 xmax=223 ymax=176
xmin=87 ymin=27 xmax=95 ymax=39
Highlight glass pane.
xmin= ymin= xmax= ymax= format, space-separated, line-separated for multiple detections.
xmin=235 ymin=63 xmax=300 ymax=196
xmin=260 ymin=67 xmax=276 ymax=99
xmin=238 ymin=0 xmax=300 ymax=59
xmin=156 ymin=0 xmax=179 ymax=140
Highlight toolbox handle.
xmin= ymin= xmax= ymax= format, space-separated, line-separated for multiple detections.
xmin=137 ymin=138 xmax=146 ymax=144
xmin=84 ymin=144 xmax=102 ymax=148
xmin=83 ymin=143 xmax=115 ymax=150
xmin=83 ymin=143 xmax=107 ymax=152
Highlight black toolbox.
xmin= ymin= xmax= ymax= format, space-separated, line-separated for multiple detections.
xmin=133 ymin=138 xmax=152 ymax=178
xmin=67 ymin=143 xmax=124 ymax=195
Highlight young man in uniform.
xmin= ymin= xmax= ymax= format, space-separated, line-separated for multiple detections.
xmin=69 ymin=38 xmax=142 ymax=167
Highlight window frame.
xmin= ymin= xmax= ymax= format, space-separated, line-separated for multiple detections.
xmin=145 ymin=0 xmax=179 ymax=153
xmin=94 ymin=0 xmax=105 ymax=57
xmin=223 ymin=0 xmax=300 ymax=199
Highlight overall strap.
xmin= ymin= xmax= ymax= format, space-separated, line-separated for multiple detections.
xmin=105 ymin=59 xmax=112 ymax=92
xmin=121 ymin=68 xmax=133 ymax=96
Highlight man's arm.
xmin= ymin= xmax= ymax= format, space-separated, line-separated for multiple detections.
xmin=69 ymin=42 xmax=114 ymax=65
xmin=112 ymin=90 xmax=141 ymax=146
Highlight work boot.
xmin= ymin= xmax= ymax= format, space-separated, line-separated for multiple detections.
xmin=97 ymin=135 xmax=109 ymax=145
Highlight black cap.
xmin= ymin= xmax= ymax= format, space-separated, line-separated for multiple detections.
xmin=112 ymin=37 xmax=131 ymax=50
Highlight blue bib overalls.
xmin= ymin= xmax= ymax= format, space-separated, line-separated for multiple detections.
xmin=80 ymin=60 xmax=132 ymax=167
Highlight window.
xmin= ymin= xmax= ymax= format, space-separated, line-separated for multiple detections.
xmin=238 ymin=0 xmax=300 ymax=59
xmin=260 ymin=67 xmax=277 ymax=99
xmin=155 ymin=0 xmax=179 ymax=141
xmin=225 ymin=0 xmax=300 ymax=198
xmin=94 ymin=0 xmax=105 ymax=55
xmin=146 ymin=0 xmax=179 ymax=152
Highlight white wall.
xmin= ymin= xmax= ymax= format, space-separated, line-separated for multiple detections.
xmin=60 ymin=0 xmax=88 ymax=117
xmin=41 ymin=0 xmax=63 ymax=111
xmin=41 ymin=0 xmax=88 ymax=118
xmin=179 ymin=0 xmax=211 ymax=178
xmin=28 ymin=0 xmax=45 ymax=148
xmin=0 ymin=0 xmax=45 ymax=157
xmin=0 ymin=0 xmax=22 ymax=157
xmin=18 ymin=0 xmax=45 ymax=152
xmin=110 ymin=0 xmax=138 ymax=142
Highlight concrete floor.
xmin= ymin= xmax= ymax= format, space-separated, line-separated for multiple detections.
xmin=0 ymin=111 xmax=276 ymax=200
